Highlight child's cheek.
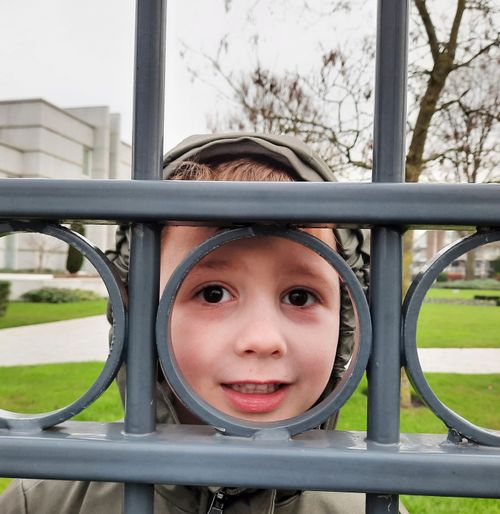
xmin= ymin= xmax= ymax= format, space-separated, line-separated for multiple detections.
xmin=170 ymin=305 xmax=232 ymax=386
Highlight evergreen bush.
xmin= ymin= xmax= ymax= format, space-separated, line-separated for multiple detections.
xmin=66 ymin=223 xmax=85 ymax=274
xmin=0 ymin=281 xmax=10 ymax=317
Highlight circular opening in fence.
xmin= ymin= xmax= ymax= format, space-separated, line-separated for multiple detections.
xmin=404 ymin=230 xmax=500 ymax=446
xmin=0 ymin=222 xmax=126 ymax=430
xmin=156 ymin=226 xmax=371 ymax=436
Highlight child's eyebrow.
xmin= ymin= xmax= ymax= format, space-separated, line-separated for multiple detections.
xmin=285 ymin=264 xmax=335 ymax=282
xmin=193 ymin=258 xmax=236 ymax=272
xmin=192 ymin=258 xmax=335 ymax=283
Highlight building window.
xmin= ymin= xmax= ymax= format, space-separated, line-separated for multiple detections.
xmin=83 ymin=148 xmax=93 ymax=176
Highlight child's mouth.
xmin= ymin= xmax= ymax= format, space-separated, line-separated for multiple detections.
xmin=226 ymin=383 xmax=283 ymax=394
xmin=221 ymin=382 xmax=289 ymax=414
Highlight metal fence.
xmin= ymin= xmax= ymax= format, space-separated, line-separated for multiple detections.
xmin=0 ymin=1 xmax=499 ymax=513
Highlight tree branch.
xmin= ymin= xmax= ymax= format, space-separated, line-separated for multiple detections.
xmin=414 ymin=0 xmax=440 ymax=62
xmin=447 ymin=0 xmax=466 ymax=59
xmin=452 ymin=38 xmax=500 ymax=70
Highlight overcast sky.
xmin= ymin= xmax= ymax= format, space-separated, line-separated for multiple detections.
xmin=0 ymin=0 xmax=376 ymax=150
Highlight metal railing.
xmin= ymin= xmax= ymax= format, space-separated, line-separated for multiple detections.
xmin=0 ymin=1 xmax=499 ymax=513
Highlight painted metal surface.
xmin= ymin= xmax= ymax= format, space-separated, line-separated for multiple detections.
xmin=0 ymin=423 xmax=499 ymax=497
xmin=0 ymin=180 xmax=498 ymax=227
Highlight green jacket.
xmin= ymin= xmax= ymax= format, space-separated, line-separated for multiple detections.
xmin=1 ymin=480 xmax=368 ymax=514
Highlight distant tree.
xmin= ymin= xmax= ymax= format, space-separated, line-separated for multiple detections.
xmin=0 ymin=281 xmax=10 ymax=317
xmin=491 ymin=256 xmax=500 ymax=277
xmin=26 ymin=234 xmax=62 ymax=273
xmin=66 ymin=223 xmax=85 ymax=275
xmin=434 ymin=56 xmax=499 ymax=184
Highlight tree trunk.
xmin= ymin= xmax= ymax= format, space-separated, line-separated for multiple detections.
xmin=406 ymin=0 xmax=466 ymax=182
xmin=406 ymin=55 xmax=453 ymax=182
xmin=465 ymin=249 xmax=476 ymax=280
xmin=400 ymin=370 xmax=413 ymax=409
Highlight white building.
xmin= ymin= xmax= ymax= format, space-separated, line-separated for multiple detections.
xmin=412 ymin=230 xmax=500 ymax=280
xmin=0 ymin=98 xmax=131 ymax=272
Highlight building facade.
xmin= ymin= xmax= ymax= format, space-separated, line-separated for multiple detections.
xmin=412 ymin=229 xmax=500 ymax=280
xmin=0 ymin=98 xmax=131 ymax=272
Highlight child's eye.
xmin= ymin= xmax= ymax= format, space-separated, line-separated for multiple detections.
xmin=197 ymin=285 xmax=232 ymax=304
xmin=282 ymin=289 xmax=318 ymax=307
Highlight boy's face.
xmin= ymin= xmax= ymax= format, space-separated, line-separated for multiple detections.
xmin=160 ymin=227 xmax=340 ymax=422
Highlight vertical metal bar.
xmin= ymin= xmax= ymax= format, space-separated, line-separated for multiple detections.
xmin=372 ymin=0 xmax=408 ymax=184
xmin=124 ymin=0 xmax=166 ymax=513
xmin=367 ymin=0 xmax=408 ymax=513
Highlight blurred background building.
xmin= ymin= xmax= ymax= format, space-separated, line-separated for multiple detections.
xmin=0 ymin=98 xmax=131 ymax=272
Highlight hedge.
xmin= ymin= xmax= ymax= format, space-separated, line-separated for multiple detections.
xmin=20 ymin=287 xmax=102 ymax=304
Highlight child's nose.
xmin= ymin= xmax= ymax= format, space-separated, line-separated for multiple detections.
xmin=233 ymin=308 xmax=287 ymax=359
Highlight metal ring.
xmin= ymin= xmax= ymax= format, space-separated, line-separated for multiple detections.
xmin=156 ymin=226 xmax=371 ymax=437
xmin=403 ymin=230 xmax=500 ymax=446
xmin=0 ymin=221 xmax=127 ymax=430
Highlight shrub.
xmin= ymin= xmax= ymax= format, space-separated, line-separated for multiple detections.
xmin=490 ymin=257 xmax=500 ymax=278
xmin=436 ymin=272 xmax=448 ymax=282
xmin=21 ymin=287 xmax=102 ymax=303
xmin=0 ymin=281 xmax=10 ymax=317
xmin=66 ymin=223 xmax=85 ymax=274
xmin=437 ymin=278 xmax=500 ymax=290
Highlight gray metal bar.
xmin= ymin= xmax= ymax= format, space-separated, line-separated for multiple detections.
xmin=372 ymin=0 xmax=409 ymax=184
xmin=131 ymin=0 xmax=166 ymax=179
xmin=0 ymin=180 xmax=498 ymax=226
xmin=1 ymin=425 xmax=499 ymax=498
xmin=367 ymin=228 xmax=402 ymax=444
xmin=368 ymin=0 xmax=409 ymax=512
xmin=125 ymin=0 xmax=166 ymax=512
xmin=125 ymin=223 xmax=160 ymax=436
xmin=366 ymin=227 xmax=402 ymax=514
xmin=124 ymin=484 xmax=154 ymax=513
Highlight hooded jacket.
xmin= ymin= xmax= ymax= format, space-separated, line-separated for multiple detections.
xmin=0 ymin=133 xmax=374 ymax=514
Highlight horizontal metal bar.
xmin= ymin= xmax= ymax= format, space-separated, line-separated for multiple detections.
xmin=0 ymin=180 xmax=499 ymax=227
xmin=1 ymin=423 xmax=499 ymax=498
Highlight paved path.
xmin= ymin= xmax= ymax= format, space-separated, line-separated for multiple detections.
xmin=0 ymin=316 xmax=110 ymax=366
xmin=416 ymin=348 xmax=500 ymax=374
xmin=1 ymin=316 xmax=499 ymax=373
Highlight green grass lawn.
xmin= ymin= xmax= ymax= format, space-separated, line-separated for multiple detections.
xmin=418 ymin=288 xmax=499 ymax=348
xmin=0 ymin=300 xmax=107 ymax=329
xmin=416 ymin=302 xmax=499 ymax=348
xmin=417 ymin=288 xmax=500 ymax=348
xmin=0 ymin=362 xmax=123 ymax=416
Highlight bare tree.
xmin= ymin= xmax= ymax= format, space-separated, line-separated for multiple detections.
xmin=432 ymin=57 xmax=500 ymax=184
xmin=25 ymin=234 xmax=64 ymax=273
xmin=406 ymin=0 xmax=499 ymax=181
xmin=195 ymin=0 xmax=499 ymax=183
xmin=201 ymin=33 xmax=375 ymax=180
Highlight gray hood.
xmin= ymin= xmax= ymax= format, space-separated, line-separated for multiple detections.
xmin=107 ymin=132 xmax=370 ymax=430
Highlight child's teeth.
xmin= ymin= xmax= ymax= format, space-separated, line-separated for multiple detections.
xmin=230 ymin=383 xmax=280 ymax=394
